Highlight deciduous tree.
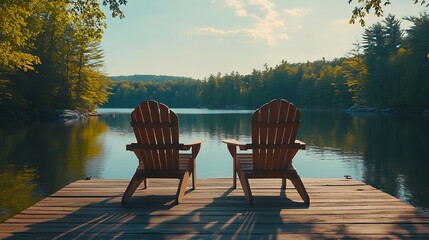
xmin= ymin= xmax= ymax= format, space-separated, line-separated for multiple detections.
xmin=348 ymin=0 xmax=428 ymax=26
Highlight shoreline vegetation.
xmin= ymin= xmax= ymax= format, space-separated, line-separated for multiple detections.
xmin=1 ymin=1 xmax=428 ymax=119
xmin=97 ymin=14 xmax=429 ymax=115
xmin=1 ymin=105 xmax=428 ymax=122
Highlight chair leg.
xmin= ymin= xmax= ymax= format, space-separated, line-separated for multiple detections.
xmin=191 ymin=171 xmax=196 ymax=190
xmin=290 ymin=176 xmax=310 ymax=206
xmin=233 ymin=160 xmax=237 ymax=189
xmin=236 ymin=166 xmax=253 ymax=205
xmin=281 ymin=178 xmax=287 ymax=189
xmin=192 ymin=158 xmax=196 ymax=190
xmin=122 ymin=171 xmax=145 ymax=205
xmin=143 ymin=178 xmax=148 ymax=189
xmin=176 ymin=170 xmax=190 ymax=204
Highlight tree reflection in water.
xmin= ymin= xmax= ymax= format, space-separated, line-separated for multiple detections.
xmin=1 ymin=110 xmax=428 ymax=223
xmin=0 ymin=118 xmax=108 ymax=222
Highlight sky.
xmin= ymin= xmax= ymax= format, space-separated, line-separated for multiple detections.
xmin=100 ymin=0 xmax=426 ymax=79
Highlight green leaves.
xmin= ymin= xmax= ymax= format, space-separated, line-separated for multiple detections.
xmin=102 ymin=0 xmax=127 ymax=18
xmin=0 ymin=0 xmax=112 ymax=115
xmin=347 ymin=0 xmax=427 ymax=26
xmin=0 ymin=0 xmax=43 ymax=73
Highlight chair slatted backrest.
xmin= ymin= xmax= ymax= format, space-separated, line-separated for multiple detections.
xmin=131 ymin=100 xmax=179 ymax=171
xmin=251 ymin=99 xmax=301 ymax=171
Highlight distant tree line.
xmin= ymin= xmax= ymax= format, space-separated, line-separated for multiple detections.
xmin=105 ymin=79 xmax=201 ymax=108
xmin=104 ymin=59 xmax=352 ymax=109
xmin=105 ymin=13 xmax=429 ymax=111
xmin=110 ymin=75 xmax=195 ymax=83
xmin=1 ymin=3 xmax=428 ymax=117
xmin=0 ymin=1 xmax=111 ymax=117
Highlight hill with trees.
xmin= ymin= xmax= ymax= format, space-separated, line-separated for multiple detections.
xmin=1 ymin=0 xmax=428 ymax=118
xmin=109 ymin=75 xmax=195 ymax=82
xmin=104 ymin=13 xmax=429 ymax=112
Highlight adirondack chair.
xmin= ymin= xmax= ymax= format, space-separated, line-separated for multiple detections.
xmin=122 ymin=100 xmax=204 ymax=205
xmin=222 ymin=99 xmax=310 ymax=205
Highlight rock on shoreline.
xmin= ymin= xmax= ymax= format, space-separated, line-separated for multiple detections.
xmin=346 ymin=105 xmax=376 ymax=113
xmin=346 ymin=105 xmax=429 ymax=116
xmin=55 ymin=109 xmax=82 ymax=120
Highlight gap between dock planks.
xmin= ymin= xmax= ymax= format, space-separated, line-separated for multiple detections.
xmin=0 ymin=178 xmax=428 ymax=239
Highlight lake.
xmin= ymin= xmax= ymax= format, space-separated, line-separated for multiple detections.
xmin=1 ymin=109 xmax=428 ymax=222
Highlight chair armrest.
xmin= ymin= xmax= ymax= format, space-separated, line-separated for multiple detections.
xmin=127 ymin=140 xmax=205 ymax=151
xmin=183 ymin=139 xmax=205 ymax=147
xmin=183 ymin=139 xmax=204 ymax=158
xmin=127 ymin=143 xmax=185 ymax=151
xmin=242 ymin=140 xmax=306 ymax=150
xmin=182 ymin=139 xmax=205 ymax=150
xmin=295 ymin=139 xmax=306 ymax=149
xmin=222 ymin=139 xmax=247 ymax=150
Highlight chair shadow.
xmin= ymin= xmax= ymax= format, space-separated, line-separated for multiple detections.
xmin=3 ymin=183 xmax=428 ymax=239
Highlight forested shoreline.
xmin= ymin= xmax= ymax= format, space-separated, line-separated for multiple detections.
xmin=105 ymin=14 xmax=429 ymax=112
xmin=0 ymin=1 xmax=111 ymax=118
xmin=1 ymin=0 xmax=428 ymax=118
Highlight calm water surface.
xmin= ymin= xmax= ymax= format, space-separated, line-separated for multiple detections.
xmin=1 ymin=109 xmax=428 ymax=222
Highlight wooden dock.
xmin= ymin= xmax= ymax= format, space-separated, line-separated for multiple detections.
xmin=1 ymin=178 xmax=428 ymax=239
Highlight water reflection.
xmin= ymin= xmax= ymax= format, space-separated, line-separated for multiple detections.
xmin=95 ymin=112 xmax=254 ymax=179
xmin=0 ymin=164 xmax=39 ymax=223
xmin=299 ymin=111 xmax=429 ymax=212
xmin=0 ymin=119 xmax=108 ymax=222
xmin=1 ymin=109 xmax=428 ymax=223
xmin=347 ymin=114 xmax=429 ymax=211
xmin=98 ymin=110 xmax=429 ymax=211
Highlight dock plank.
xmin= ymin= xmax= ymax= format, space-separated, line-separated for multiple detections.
xmin=0 ymin=178 xmax=428 ymax=239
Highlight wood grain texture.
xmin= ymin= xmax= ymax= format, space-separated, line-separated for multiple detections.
xmin=1 ymin=178 xmax=428 ymax=239
xmin=123 ymin=100 xmax=202 ymax=205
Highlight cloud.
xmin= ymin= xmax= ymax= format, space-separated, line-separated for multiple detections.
xmin=249 ymin=0 xmax=274 ymax=11
xmin=195 ymin=27 xmax=245 ymax=35
xmin=247 ymin=0 xmax=285 ymax=45
xmin=284 ymin=8 xmax=310 ymax=18
xmin=226 ymin=0 xmax=247 ymax=16
xmin=196 ymin=0 xmax=287 ymax=45
xmin=278 ymin=33 xmax=289 ymax=41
